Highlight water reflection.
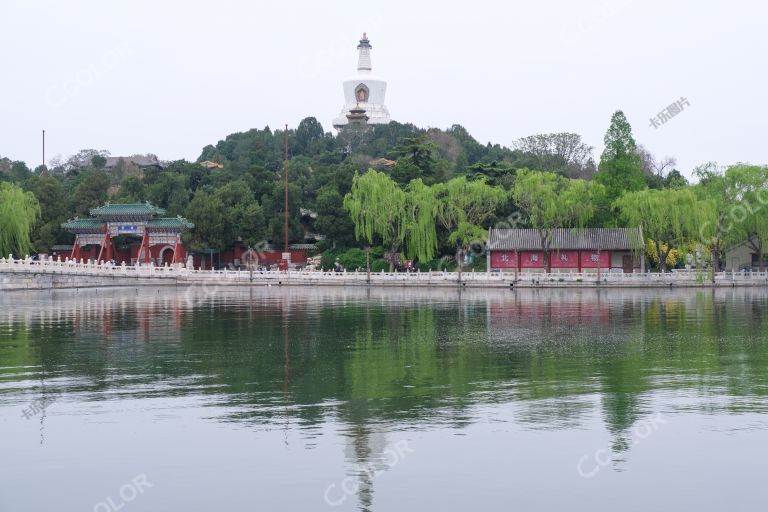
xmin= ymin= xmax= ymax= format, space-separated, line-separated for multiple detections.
xmin=1 ymin=286 xmax=768 ymax=510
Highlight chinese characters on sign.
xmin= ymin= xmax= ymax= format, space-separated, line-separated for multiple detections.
xmin=650 ymin=97 xmax=690 ymax=129
xmin=108 ymin=223 xmax=145 ymax=236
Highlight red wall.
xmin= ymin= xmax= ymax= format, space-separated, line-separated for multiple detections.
xmin=519 ymin=251 xmax=545 ymax=268
xmin=549 ymin=250 xmax=580 ymax=269
xmin=190 ymin=248 xmax=312 ymax=270
xmin=579 ymin=250 xmax=610 ymax=268
xmin=491 ymin=250 xmax=615 ymax=270
xmin=490 ymin=251 xmax=518 ymax=268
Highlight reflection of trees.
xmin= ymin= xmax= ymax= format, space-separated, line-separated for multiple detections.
xmin=3 ymin=287 xmax=768 ymax=464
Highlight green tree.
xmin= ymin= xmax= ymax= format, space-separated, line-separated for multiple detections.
xmin=601 ymin=110 xmax=637 ymax=162
xmin=614 ymin=187 xmax=704 ymax=272
xmin=184 ymin=189 xmax=227 ymax=251
xmin=694 ymin=162 xmax=736 ymax=275
xmin=91 ymin=155 xmax=107 ymax=169
xmin=115 ymin=175 xmax=146 ymax=202
xmin=512 ymin=132 xmax=594 ymax=177
xmin=0 ymin=183 xmax=40 ymax=257
xmin=594 ymin=157 xmax=647 ymax=209
xmin=403 ymin=179 xmax=439 ymax=263
xmin=391 ymin=135 xmax=438 ymax=180
xmin=146 ymin=172 xmax=189 ymax=216
xmin=594 ymin=111 xmax=646 ymax=215
xmin=447 ymin=222 xmax=488 ymax=281
xmin=344 ymin=170 xmax=407 ymax=271
xmin=0 ymin=158 xmax=32 ymax=183
xmin=26 ymin=174 xmax=68 ymax=252
xmin=434 ymin=176 xmax=508 ymax=273
xmin=724 ymin=164 xmax=768 ymax=271
xmin=72 ymin=170 xmax=110 ymax=215
xmin=314 ymin=187 xmax=356 ymax=248
xmin=213 ymin=180 xmax=266 ymax=247
xmin=513 ymin=169 xmax=605 ymax=271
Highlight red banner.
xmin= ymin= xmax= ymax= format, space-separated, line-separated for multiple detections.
xmin=490 ymin=251 xmax=518 ymax=268
xmin=580 ymin=250 xmax=611 ymax=268
xmin=549 ymin=250 xmax=580 ymax=268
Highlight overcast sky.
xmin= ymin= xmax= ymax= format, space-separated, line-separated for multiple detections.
xmin=2 ymin=0 xmax=765 ymax=176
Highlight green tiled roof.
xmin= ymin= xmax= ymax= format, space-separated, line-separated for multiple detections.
xmin=90 ymin=202 xmax=166 ymax=217
xmin=146 ymin=217 xmax=194 ymax=230
xmin=61 ymin=218 xmax=103 ymax=232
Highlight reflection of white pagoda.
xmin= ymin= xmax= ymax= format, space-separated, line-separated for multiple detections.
xmin=332 ymin=33 xmax=391 ymax=129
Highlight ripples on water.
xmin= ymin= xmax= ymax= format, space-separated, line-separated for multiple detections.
xmin=1 ymin=286 xmax=768 ymax=511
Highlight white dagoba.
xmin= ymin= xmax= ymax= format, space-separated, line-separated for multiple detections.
xmin=332 ymin=33 xmax=391 ymax=129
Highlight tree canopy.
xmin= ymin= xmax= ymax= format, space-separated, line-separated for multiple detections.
xmin=2 ymin=112 xmax=765 ymax=273
xmin=0 ymin=182 xmax=40 ymax=257
xmin=614 ymin=187 xmax=706 ymax=272
xmin=513 ymin=169 xmax=605 ymax=269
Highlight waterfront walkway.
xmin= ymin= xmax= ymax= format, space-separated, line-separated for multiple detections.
xmin=2 ymin=257 xmax=768 ymax=290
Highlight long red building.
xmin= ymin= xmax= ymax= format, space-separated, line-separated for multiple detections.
xmin=487 ymin=227 xmax=645 ymax=273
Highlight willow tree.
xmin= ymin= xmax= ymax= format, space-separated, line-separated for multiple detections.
xmin=694 ymin=162 xmax=738 ymax=276
xmin=403 ymin=179 xmax=438 ymax=263
xmin=512 ymin=169 xmax=604 ymax=271
xmin=614 ymin=187 xmax=705 ymax=272
xmin=0 ymin=182 xmax=40 ymax=257
xmin=725 ymin=164 xmax=768 ymax=271
xmin=448 ymin=222 xmax=488 ymax=281
xmin=434 ymin=176 xmax=507 ymax=272
xmin=344 ymin=170 xmax=407 ymax=271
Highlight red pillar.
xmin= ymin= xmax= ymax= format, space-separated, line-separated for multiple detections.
xmin=578 ymin=250 xmax=582 ymax=273
xmin=139 ymin=231 xmax=151 ymax=264
xmin=97 ymin=236 xmax=105 ymax=262
xmin=105 ymin=233 xmax=112 ymax=262
xmin=71 ymin=236 xmax=80 ymax=261
xmin=172 ymin=235 xmax=181 ymax=264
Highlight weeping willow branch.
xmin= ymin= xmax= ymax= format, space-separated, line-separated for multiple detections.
xmin=0 ymin=182 xmax=40 ymax=257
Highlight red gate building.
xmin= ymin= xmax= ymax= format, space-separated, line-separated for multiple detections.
xmin=62 ymin=202 xmax=194 ymax=265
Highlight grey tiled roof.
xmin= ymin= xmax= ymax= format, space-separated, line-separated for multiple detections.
xmin=488 ymin=227 xmax=644 ymax=251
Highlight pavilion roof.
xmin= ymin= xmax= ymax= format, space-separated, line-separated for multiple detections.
xmin=89 ymin=202 xmax=166 ymax=218
xmin=488 ymin=227 xmax=644 ymax=251
xmin=146 ymin=217 xmax=195 ymax=230
xmin=61 ymin=218 xmax=103 ymax=233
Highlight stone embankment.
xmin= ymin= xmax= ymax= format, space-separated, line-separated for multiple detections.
xmin=1 ymin=257 xmax=767 ymax=291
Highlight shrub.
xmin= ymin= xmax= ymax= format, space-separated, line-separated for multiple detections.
xmin=339 ymin=248 xmax=367 ymax=271
xmin=371 ymin=259 xmax=389 ymax=272
xmin=320 ymin=249 xmax=342 ymax=271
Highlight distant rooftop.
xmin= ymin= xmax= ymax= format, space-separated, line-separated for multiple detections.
xmin=90 ymin=202 xmax=166 ymax=218
xmin=103 ymin=156 xmax=163 ymax=169
xmin=199 ymin=160 xmax=224 ymax=169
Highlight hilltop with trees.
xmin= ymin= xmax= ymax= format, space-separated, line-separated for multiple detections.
xmin=1 ymin=112 xmax=766 ymax=272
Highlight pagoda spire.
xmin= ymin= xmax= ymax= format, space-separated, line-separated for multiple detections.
xmin=357 ymin=33 xmax=372 ymax=73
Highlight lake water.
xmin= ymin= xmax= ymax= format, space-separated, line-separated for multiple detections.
xmin=1 ymin=286 xmax=767 ymax=511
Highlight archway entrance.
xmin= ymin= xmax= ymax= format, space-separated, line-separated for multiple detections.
xmin=158 ymin=245 xmax=175 ymax=266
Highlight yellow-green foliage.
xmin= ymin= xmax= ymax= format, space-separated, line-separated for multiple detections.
xmin=646 ymin=240 xmax=680 ymax=267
